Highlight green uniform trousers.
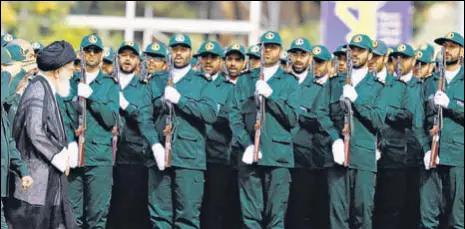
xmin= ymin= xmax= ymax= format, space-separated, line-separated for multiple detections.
xmin=68 ymin=166 xmax=113 ymax=229
xmin=200 ymin=163 xmax=241 ymax=229
xmin=1 ymin=199 xmax=6 ymax=229
xmin=238 ymin=165 xmax=291 ymax=229
xmin=106 ymin=164 xmax=150 ymax=229
xmin=419 ymin=166 xmax=464 ymax=229
xmin=148 ymin=167 xmax=204 ymax=229
xmin=286 ymin=168 xmax=329 ymax=229
xmin=327 ymin=166 xmax=376 ymax=229
xmin=373 ymin=168 xmax=420 ymax=229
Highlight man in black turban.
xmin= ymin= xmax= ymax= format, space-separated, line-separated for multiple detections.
xmin=5 ymin=40 xmax=78 ymax=229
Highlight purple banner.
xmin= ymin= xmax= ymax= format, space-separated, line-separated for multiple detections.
xmin=321 ymin=1 xmax=413 ymax=53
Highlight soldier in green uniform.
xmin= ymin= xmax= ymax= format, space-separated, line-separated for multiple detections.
xmin=246 ymin=44 xmax=261 ymax=71
xmin=414 ymin=44 xmax=436 ymax=80
xmin=287 ymin=41 xmax=338 ymax=229
xmin=101 ymin=47 xmax=114 ymax=76
xmin=1 ymin=47 xmax=33 ymax=229
xmin=333 ymin=45 xmax=348 ymax=74
xmin=137 ymin=34 xmax=218 ymax=229
xmin=105 ymin=41 xmax=151 ymax=229
xmin=420 ymin=32 xmax=464 ymax=229
xmin=374 ymin=43 xmax=430 ymax=229
xmin=74 ymin=50 xmax=82 ymax=73
xmin=229 ymin=31 xmax=299 ymax=228
xmin=1 ymin=33 xmax=15 ymax=47
xmin=144 ymin=41 xmax=168 ymax=73
xmin=280 ymin=51 xmax=290 ymax=72
xmin=65 ymin=34 xmax=119 ymax=229
xmin=387 ymin=46 xmax=396 ymax=76
xmin=199 ymin=42 xmax=244 ymax=229
xmin=327 ymin=34 xmax=385 ymax=229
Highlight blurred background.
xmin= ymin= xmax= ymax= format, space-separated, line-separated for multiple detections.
xmin=1 ymin=1 xmax=463 ymax=52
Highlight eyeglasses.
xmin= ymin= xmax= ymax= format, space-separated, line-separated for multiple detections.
xmin=83 ymin=47 xmax=102 ymax=54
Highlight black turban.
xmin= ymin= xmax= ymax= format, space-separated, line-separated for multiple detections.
xmin=37 ymin=40 xmax=76 ymax=71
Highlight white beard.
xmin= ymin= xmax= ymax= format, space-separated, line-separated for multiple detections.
xmin=56 ymin=73 xmax=71 ymax=97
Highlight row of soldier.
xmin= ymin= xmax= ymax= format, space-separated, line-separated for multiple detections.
xmin=0 ymin=30 xmax=463 ymax=229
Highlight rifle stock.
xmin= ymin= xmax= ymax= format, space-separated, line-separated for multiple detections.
xmin=342 ymin=46 xmax=353 ymax=167
xmin=76 ymin=47 xmax=87 ymax=168
xmin=253 ymin=42 xmax=266 ymax=163
xmin=164 ymin=51 xmax=174 ymax=167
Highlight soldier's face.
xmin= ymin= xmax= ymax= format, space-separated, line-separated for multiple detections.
xmin=171 ymin=45 xmax=191 ymax=68
xmin=350 ymin=46 xmax=372 ymax=69
xmin=83 ymin=46 xmax=103 ymax=69
xmin=387 ymin=61 xmax=395 ymax=75
xmin=289 ymin=50 xmax=311 ymax=73
xmin=146 ymin=55 xmax=167 ymax=73
xmin=225 ymin=53 xmax=245 ymax=77
xmin=200 ymin=54 xmax=222 ymax=75
xmin=314 ymin=58 xmax=329 ymax=77
xmin=337 ymin=55 xmax=347 ymax=73
xmin=443 ymin=41 xmax=463 ymax=64
xmin=249 ymin=57 xmax=261 ymax=69
xmin=102 ymin=60 xmax=113 ymax=75
xmin=413 ymin=61 xmax=430 ymax=79
xmin=263 ymin=44 xmax=281 ymax=67
xmin=394 ymin=55 xmax=415 ymax=75
xmin=369 ymin=54 xmax=387 ymax=73
xmin=118 ymin=49 xmax=140 ymax=74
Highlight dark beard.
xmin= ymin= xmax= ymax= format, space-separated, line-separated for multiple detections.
xmin=353 ymin=60 xmax=367 ymax=69
xmin=446 ymin=59 xmax=459 ymax=66
xmin=120 ymin=66 xmax=135 ymax=74
xmin=292 ymin=65 xmax=307 ymax=74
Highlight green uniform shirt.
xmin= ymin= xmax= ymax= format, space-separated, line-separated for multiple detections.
xmin=65 ymin=71 xmax=119 ymax=166
xmin=230 ymin=67 xmax=299 ymax=168
xmin=423 ymin=67 xmax=464 ymax=167
xmin=329 ymin=72 xmax=385 ymax=172
xmin=138 ymin=68 xmax=219 ymax=170
xmin=117 ymin=75 xmax=153 ymax=166
xmin=293 ymin=73 xmax=339 ymax=169
xmin=204 ymin=74 xmax=236 ymax=165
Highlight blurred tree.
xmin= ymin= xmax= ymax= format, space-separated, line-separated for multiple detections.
xmin=1 ymin=1 xmax=91 ymax=49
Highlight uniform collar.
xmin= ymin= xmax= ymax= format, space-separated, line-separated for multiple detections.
xmin=314 ymin=74 xmax=329 ymax=85
xmin=399 ymin=71 xmax=413 ymax=84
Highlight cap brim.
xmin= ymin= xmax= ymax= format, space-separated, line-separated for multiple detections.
xmin=225 ymin=50 xmax=246 ymax=58
xmin=434 ymin=37 xmax=463 ymax=47
xmin=197 ymin=51 xmax=222 ymax=57
xmin=349 ymin=44 xmax=370 ymax=50
xmin=333 ymin=51 xmax=346 ymax=56
xmin=246 ymin=53 xmax=260 ymax=58
xmin=119 ymin=46 xmax=139 ymax=56
xmin=83 ymin=44 xmax=103 ymax=50
xmin=261 ymin=41 xmax=282 ymax=46
xmin=390 ymin=51 xmax=414 ymax=58
xmin=169 ymin=43 xmax=191 ymax=49
xmin=288 ymin=47 xmax=310 ymax=53
xmin=373 ymin=50 xmax=387 ymax=56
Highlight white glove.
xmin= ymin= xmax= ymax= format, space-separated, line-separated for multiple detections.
xmin=376 ymin=148 xmax=382 ymax=161
xmin=51 ymin=147 xmax=70 ymax=173
xmin=152 ymin=143 xmax=166 ymax=171
xmin=119 ymin=92 xmax=129 ymax=110
xmin=343 ymin=85 xmax=358 ymax=102
xmin=434 ymin=91 xmax=450 ymax=108
xmin=255 ymin=80 xmax=273 ymax=98
xmin=332 ymin=139 xmax=345 ymax=165
xmin=78 ymin=83 xmax=93 ymax=99
xmin=67 ymin=142 xmax=79 ymax=168
xmin=424 ymin=148 xmax=440 ymax=170
xmin=164 ymin=86 xmax=181 ymax=104
xmin=242 ymin=145 xmax=262 ymax=165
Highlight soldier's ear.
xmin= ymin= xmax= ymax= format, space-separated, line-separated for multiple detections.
xmin=382 ymin=55 xmax=388 ymax=65
xmin=368 ymin=52 xmax=373 ymax=61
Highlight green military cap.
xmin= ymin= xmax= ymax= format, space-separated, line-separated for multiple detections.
xmin=260 ymin=31 xmax=282 ymax=46
xmin=30 ymin=41 xmax=44 ymax=51
xmin=5 ymin=44 xmax=26 ymax=62
xmin=190 ymin=57 xmax=197 ymax=66
xmin=1 ymin=47 xmax=13 ymax=65
xmin=418 ymin=43 xmax=435 ymax=57
xmin=118 ymin=41 xmax=140 ymax=56
xmin=196 ymin=40 xmax=223 ymax=58
xmin=372 ymin=40 xmax=388 ymax=56
xmin=169 ymin=34 xmax=192 ymax=49
xmin=348 ymin=34 xmax=373 ymax=51
xmin=333 ymin=45 xmax=347 ymax=57
xmin=311 ymin=45 xmax=332 ymax=61
xmin=434 ymin=31 xmax=464 ymax=47
xmin=103 ymin=47 xmax=115 ymax=62
xmin=144 ymin=42 xmax=167 ymax=57
xmin=1 ymin=33 xmax=16 ymax=47
xmin=246 ymin=44 xmax=261 ymax=58
xmin=288 ymin=37 xmax=312 ymax=53
xmin=391 ymin=43 xmax=415 ymax=58
xmin=224 ymin=44 xmax=246 ymax=58
xmin=415 ymin=48 xmax=435 ymax=64
xmin=80 ymin=34 xmax=104 ymax=50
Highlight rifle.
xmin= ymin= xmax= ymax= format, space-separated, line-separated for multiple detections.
xmin=341 ymin=46 xmax=353 ymax=167
xmin=139 ymin=55 xmax=150 ymax=84
xmin=429 ymin=47 xmax=446 ymax=168
xmin=163 ymin=50 xmax=174 ymax=168
xmin=253 ymin=42 xmax=266 ymax=163
xmin=75 ymin=47 xmax=87 ymax=168
xmin=111 ymin=52 xmax=120 ymax=165
xmin=396 ymin=56 xmax=402 ymax=78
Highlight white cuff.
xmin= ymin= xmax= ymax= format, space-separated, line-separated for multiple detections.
xmin=51 ymin=147 xmax=69 ymax=173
